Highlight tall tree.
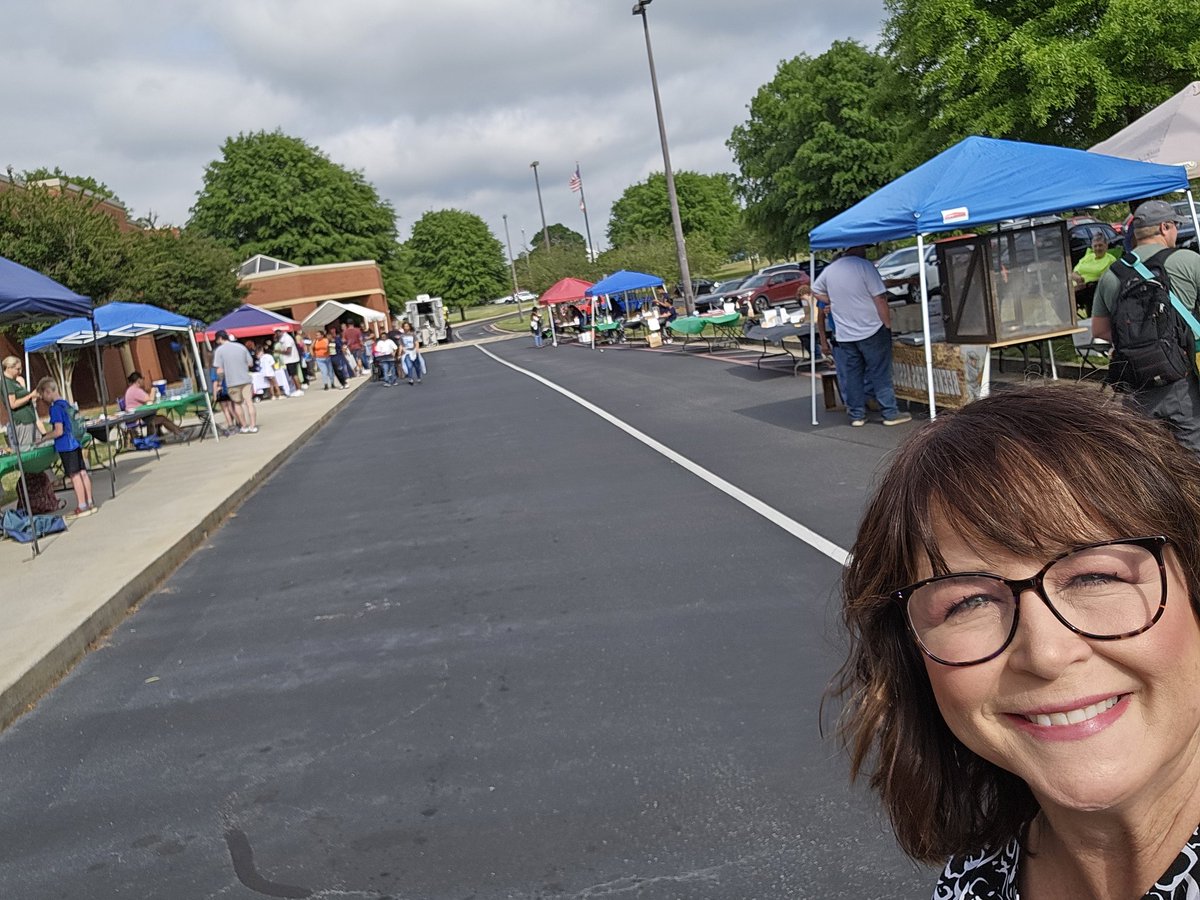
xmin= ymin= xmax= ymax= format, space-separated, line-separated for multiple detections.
xmin=884 ymin=0 xmax=1200 ymax=147
xmin=523 ymin=244 xmax=599 ymax=294
xmin=0 ymin=181 xmax=125 ymax=306
xmin=728 ymin=40 xmax=927 ymax=256
xmin=189 ymin=130 xmax=399 ymax=269
xmin=595 ymin=233 xmax=724 ymax=285
xmin=529 ymin=223 xmax=586 ymax=253
xmin=405 ymin=210 xmax=508 ymax=308
xmin=119 ymin=228 xmax=246 ymax=323
xmin=606 ymin=171 xmax=740 ymax=254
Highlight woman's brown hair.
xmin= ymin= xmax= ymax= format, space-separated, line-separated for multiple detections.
xmin=831 ymin=382 xmax=1200 ymax=863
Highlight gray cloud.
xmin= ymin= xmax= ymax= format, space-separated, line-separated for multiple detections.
xmin=4 ymin=0 xmax=885 ymax=252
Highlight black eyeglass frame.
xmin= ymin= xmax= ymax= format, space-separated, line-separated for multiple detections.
xmin=893 ymin=536 xmax=1170 ymax=667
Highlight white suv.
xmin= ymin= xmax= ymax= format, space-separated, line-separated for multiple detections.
xmin=875 ymin=246 xmax=940 ymax=300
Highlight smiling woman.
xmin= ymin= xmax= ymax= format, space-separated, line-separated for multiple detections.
xmin=831 ymin=383 xmax=1200 ymax=900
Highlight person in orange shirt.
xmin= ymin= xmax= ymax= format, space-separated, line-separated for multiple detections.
xmin=312 ymin=331 xmax=335 ymax=391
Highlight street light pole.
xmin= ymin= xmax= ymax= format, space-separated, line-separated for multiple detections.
xmin=632 ymin=0 xmax=694 ymax=315
xmin=502 ymin=214 xmax=524 ymax=320
xmin=530 ymin=161 xmax=551 ymax=253
xmin=520 ymin=228 xmax=533 ymax=278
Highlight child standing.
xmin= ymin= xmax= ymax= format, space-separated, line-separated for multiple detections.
xmin=36 ymin=377 xmax=94 ymax=517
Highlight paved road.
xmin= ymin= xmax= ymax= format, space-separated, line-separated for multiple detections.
xmin=0 ymin=340 xmax=932 ymax=899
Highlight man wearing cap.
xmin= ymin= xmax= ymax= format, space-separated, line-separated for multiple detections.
xmin=212 ymin=330 xmax=258 ymax=434
xmin=1093 ymin=199 xmax=1200 ymax=451
xmin=812 ymin=245 xmax=911 ymax=427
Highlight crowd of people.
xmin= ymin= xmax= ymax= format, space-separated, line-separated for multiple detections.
xmin=1 ymin=315 xmax=430 ymax=520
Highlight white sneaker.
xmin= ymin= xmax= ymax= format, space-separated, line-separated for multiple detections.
xmin=240 ymin=426 xmax=252 ymax=433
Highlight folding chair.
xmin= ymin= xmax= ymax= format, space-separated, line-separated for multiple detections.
xmin=1072 ymin=318 xmax=1112 ymax=374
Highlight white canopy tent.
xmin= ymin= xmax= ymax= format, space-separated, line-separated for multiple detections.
xmin=1090 ymin=82 xmax=1200 ymax=179
xmin=301 ymin=300 xmax=386 ymax=332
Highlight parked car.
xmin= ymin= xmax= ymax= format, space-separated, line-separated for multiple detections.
xmin=694 ymin=277 xmax=749 ymax=313
xmin=672 ymin=278 xmax=716 ymax=299
xmin=491 ymin=290 xmax=538 ymax=305
xmin=875 ymin=245 xmax=940 ymax=300
xmin=1066 ymin=219 xmax=1120 ymax=265
xmin=756 ymin=260 xmax=830 ymax=279
xmin=732 ymin=269 xmax=809 ymax=312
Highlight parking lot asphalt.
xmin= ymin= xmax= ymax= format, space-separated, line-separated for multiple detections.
xmin=0 ymin=339 xmax=932 ymax=898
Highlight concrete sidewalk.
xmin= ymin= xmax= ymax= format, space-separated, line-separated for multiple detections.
xmin=0 ymin=376 xmax=370 ymax=730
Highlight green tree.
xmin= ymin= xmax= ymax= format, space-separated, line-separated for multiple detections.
xmin=883 ymin=0 xmax=1200 ymax=148
xmin=529 ymin=223 xmax=586 ymax=253
xmin=0 ymin=181 xmax=127 ymax=393
xmin=118 ymin=228 xmax=246 ymax=323
xmin=189 ymin=130 xmax=399 ymax=268
xmin=0 ymin=181 xmax=126 ymax=307
xmin=381 ymin=248 xmax=418 ymax=313
xmin=405 ymin=209 xmax=508 ymax=308
xmin=728 ymin=41 xmax=927 ymax=256
xmin=21 ymin=166 xmax=119 ymax=202
xmin=606 ymin=171 xmax=740 ymax=254
xmin=595 ymin=233 xmax=724 ymax=286
xmin=523 ymin=244 xmax=600 ymax=294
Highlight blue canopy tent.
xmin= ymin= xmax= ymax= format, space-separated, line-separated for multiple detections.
xmin=0 ymin=256 xmax=92 ymax=323
xmin=26 ymin=301 xmax=197 ymax=350
xmin=585 ymin=271 xmax=665 ymax=343
xmin=586 ymin=270 xmax=664 ymax=296
xmin=25 ymin=301 xmax=220 ymax=457
xmin=0 ymin=255 xmax=94 ymax=555
xmin=807 ymin=136 xmax=1191 ymax=420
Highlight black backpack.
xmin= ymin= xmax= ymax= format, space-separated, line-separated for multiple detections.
xmin=1104 ymin=248 xmax=1195 ymax=390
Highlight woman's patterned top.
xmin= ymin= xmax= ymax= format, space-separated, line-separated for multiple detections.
xmin=933 ymin=825 xmax=1200 ymax=899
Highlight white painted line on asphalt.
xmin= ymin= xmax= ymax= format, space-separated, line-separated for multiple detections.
xmin=477 ymin=346 xmax=850 ymax=566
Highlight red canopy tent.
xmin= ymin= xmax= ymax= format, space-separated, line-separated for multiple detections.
xmin=539 ymin=278 xmax=594 ymax=305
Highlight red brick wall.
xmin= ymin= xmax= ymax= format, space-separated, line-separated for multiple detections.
xmin=242 ymin=264 xmax=386 ymax=311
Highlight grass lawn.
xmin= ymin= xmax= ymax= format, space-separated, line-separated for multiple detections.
xmin=714 ymin=260 xmax=756 ymax=280
xmin=444 ymin=304 xmax=529 ymax=323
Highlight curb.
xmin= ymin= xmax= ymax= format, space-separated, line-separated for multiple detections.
xmin=0 ymin=385 xmax=363 ymax=731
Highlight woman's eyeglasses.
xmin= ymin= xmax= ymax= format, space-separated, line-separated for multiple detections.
xmin=894 ymin=537 xmax=1169 ymax=667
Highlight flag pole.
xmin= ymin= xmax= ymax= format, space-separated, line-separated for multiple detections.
xmin=572 ymin=163 xmax=596 ymax=263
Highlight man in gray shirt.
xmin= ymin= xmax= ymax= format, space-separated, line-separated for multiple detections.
xmin=1093 ymin=199 xmax=1200 ymax=453
xmin=212 ymin=330 xmax=258 ymax=434
xmin=813 ymin=246 xmax=911 ymax=427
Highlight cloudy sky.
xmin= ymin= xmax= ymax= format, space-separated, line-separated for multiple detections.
xmin=5 ymin=0 xmax=887 ymax=254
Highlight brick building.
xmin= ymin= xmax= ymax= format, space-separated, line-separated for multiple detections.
xmin=238 ymin=255 xmax=390 ymax=326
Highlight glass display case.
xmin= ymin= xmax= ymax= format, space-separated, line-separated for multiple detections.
xmin=936 ymin=222 xmax=1075 ymax=344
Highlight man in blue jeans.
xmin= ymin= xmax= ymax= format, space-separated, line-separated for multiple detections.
xmin=813 ymin=246 xmax=911 ymax=427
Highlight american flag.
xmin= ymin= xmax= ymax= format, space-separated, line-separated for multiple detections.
xmin=569 ymin=166 xmax=582 ymax=193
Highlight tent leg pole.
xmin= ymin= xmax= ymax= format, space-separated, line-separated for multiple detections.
xmin=809 ymin=251 xmax=818 ymax=426
xmin=915 ymin=234 xmax=937 ymax=419
xmin=90 ymin=319 xmax=116 ymax=500
xmin=189 ymin=329 xmax=218 ymax=443
xmin=1187 ymin=190 xmax=1200 ymax=253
